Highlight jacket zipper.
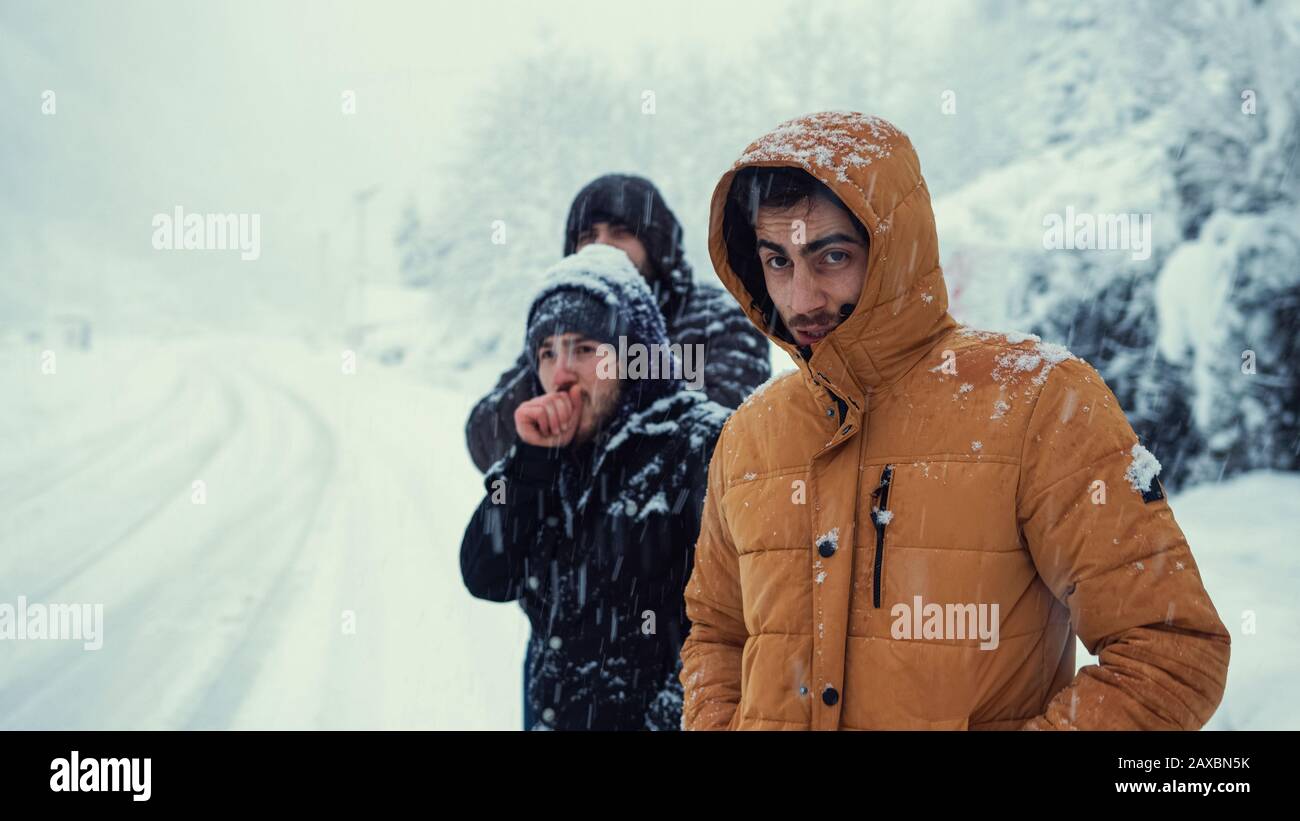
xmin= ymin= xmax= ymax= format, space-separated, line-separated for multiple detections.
xmin=871 ymin=464 xmax=895 ymax=609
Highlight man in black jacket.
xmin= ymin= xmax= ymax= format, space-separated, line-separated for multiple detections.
xmin=464 ymin=173 xmax=769 ymax=473
xmin=459 ymin=245 xmax=729 ymax=730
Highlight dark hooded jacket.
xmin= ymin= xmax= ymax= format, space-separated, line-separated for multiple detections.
xmin=459 ymin=245 xmax=730 ymax=730
xmin=464 ymin=174 xmax=769 ymax=474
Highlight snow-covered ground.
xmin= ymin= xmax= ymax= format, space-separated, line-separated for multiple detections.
xmin=1067 ymin=470 xmax=1300 ymax=731
xmin=1168 ymin=472 xmax=1300 ymax=730
xmin=0 ymin=335 xmax=526 ymax=729
xmin=0 ymin=334 xmax=1292 ymax=729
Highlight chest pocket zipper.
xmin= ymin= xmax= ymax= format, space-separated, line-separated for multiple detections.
xmin=870 ymin=464 xmax=895 ymax=609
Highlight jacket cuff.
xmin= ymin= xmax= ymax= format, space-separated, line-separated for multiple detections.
xmin=489 ymin=440 xmax=562 ymax=488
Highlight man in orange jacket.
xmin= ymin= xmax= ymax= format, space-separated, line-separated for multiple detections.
xmin=679 ymin=112 xmax=1230 ymax=730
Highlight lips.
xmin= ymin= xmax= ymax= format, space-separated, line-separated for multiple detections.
xmin=793 ymin=325 xmax=833 ymax=344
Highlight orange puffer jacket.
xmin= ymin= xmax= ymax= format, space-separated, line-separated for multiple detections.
xmin=679 ymin=112 xmax=1230 ymax=730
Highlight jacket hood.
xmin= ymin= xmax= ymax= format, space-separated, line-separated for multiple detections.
xmin=562 ymin=173 xmax=695 ymax=319
xmin=709 ymin=111 xmax=958 ymax=410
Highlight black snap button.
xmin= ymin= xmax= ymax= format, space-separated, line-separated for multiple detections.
xmin=818 ymin=539 xmax=836 ymax=558
xmin=822 ymin=687 xmax=839 ymax=706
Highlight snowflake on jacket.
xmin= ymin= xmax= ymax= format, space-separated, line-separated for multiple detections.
xmin=460 ymin=248 xmax=729 ymax=730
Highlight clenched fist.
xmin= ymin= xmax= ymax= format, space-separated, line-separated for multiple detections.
xmin=514 ymin=384 xmax=585 ymax=448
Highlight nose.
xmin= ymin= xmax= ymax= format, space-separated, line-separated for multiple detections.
xmin=789 ymin=261 xmax=826 ymax=317
xmin=551 ymin=352 xmax=577 ymax=390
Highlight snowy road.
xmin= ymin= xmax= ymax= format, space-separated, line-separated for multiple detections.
xmin=0 ymin=335 xmax=1293 ymax=729
xmin=0 ymin=336 xmax=526 ymax=729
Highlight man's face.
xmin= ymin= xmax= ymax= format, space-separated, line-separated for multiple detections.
xmin=753 ymin=195 xmax=870 ymax=348
xmin=574 ymin=221 xmax=653 ymax=280
xmin=536 ymin=332 xmax=622 ymax=444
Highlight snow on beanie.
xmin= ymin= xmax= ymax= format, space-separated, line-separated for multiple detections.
xmin=521 ymin=245 xmax=682 ymax=419
xmin=561 ymin=173 xmax=693 ymax=302
xmin=525 ymin=288 xmax=624 ymax=365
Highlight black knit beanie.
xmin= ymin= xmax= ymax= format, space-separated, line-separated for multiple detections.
xmin=525 ymin=288 xmax=626 ymax=367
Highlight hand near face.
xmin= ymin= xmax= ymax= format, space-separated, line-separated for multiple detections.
xmin=514 ymin=384 xmax=586 ymax=448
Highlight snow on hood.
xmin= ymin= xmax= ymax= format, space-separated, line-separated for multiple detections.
xmin=707 ymin=111 xmax=959 ymax=403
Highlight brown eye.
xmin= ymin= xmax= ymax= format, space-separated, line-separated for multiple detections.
xmin=823 ymin=250 xmax=849 ymax=265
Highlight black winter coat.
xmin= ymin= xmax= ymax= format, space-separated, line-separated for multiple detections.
xmin=460 ymin=390 xmax=728 ymax=730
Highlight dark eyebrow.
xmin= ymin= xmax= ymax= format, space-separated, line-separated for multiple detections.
xmin=804 ymin=232 xmax=864 ymax=254
xmin=539 ymin=334 xmax=592 ymax=349
xmin=757 ymin=233 xmax=862 ymax=258
xmin=579 ymin=219 xmax=630 ymax=234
